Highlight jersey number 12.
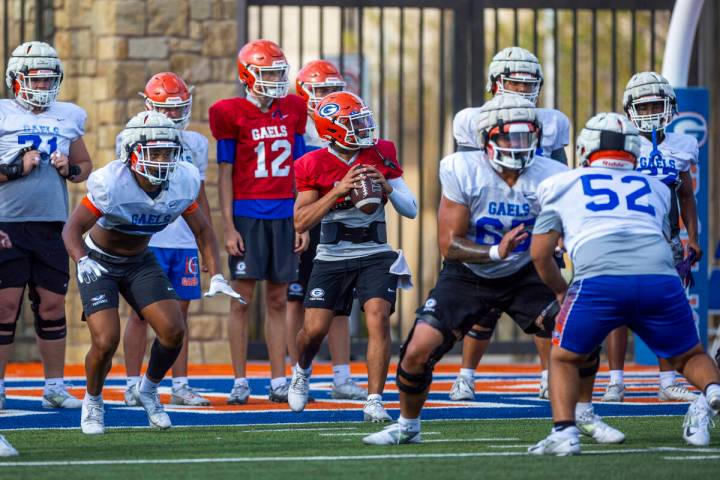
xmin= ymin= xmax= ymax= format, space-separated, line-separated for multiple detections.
xmin=254 ymin=139 xmax=291 ymax=178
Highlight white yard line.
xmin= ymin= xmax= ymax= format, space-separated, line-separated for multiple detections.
xmin=663 ymin=455 xmax=720 ymax=461
xmin=319 ymin=432 xmax=440 ymax=437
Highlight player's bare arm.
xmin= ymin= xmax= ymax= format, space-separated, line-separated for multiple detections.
xmin=0 ymin=149 xmax=40 ymax=183
xmin=61 ymin=202 xmax=100 ymax=262
xmin=294 ymin=164 xmax=364 ymax=233
xmin=294 ymin=230 xmax=310 ymax=253
xmin=530 ymin=230 xmax=568 ymax=303
xmin=196 ymin=181 xmax=213 ymax=271
xmin=183 ymin=205 xmax=222 ymax=277
xmin=439 ymin=195 xmax=528 ymax=263
xmin=218 ymin=162 xmax=243 ymax=256
xmin=677 ymin=170 xmax=702 ymax=262
xmin=61 ymin=137 xmax=92 ymax=182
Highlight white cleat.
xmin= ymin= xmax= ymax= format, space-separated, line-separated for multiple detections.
xmin=601 ymin=383 xmax=625 ymax=402
xmin=288 ymin=367 xmax=310 ymax=412
xmin=0 ymin=435 xmax=18 ymax=457
xmin=449 ymin=375 xmax=475 ymax=401
xmin=577 ymin=409 xmax=625 ymax=444
xmin=130 ymin=384 xmax=171 ymax=430
xmin=331 ymin=379 xmax=368 ymax=400
xmin=80 ymin=399 xmax=105 ymax=435
xmin=538 ymin=379 xmax=549 ymax=400
xmin=227 ymin=383 xmax=251 ymax=405
xmin=171 ymin=384 xmax=211 ymax=406
xmin=659 ymin=384 xmax=698 ymax=402
xmin=528 ymin=427 xmax=581 ymax=456
xmin=42 ymin=386 xmax=82 ymax=409
xmin=362 ymin=422 xmax=421 ymax=445
xmin=683 ymin=398 xmax=715 ymax=447
xmin=124 ymin=387 xmax=139 ymax=406
xmin=363 ymin=397 xmax=392 ymax=422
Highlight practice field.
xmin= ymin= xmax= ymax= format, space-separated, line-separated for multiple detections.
xmin=1 ymin=363 xmax=718 ymax=479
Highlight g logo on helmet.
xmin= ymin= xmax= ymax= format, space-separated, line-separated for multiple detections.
xmin=318 ymin=103 xmax=340 ymax=118
xmin=668 ymin=111 xmax=707 ymax=147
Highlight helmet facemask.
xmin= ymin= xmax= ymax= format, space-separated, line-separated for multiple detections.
xmin=146 ymin=97 xmax=193 ymax=130
xmin=14 ymin=69 xmax=62 ymax=109
xmin=302 ymin=80 xmax=347 ymax=110
xmin=335 ymin=110 xmax=377 ymax=150
xmin=486 ymin=122 xmax=540 ymax=172
xmin=129 ymin=140 xmax=182 ymax=186
xmin=247 ymin=62 xmax=290 ymax=98
xmin=627 ymin=95 xmax=674 ymax=133
xmin=495 ymin=73 xmax=541 ymax=105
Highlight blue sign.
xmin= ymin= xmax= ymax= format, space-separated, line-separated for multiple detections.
xmin=635 ymin=87 xmax=709 ymax=364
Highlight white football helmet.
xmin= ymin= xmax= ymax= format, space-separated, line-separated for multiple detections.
xmin=5 ymin=41 xmax=63 ymax=110
xmin=623 ymin=71 xmax=677 ymax=133
xmin=475 ymin=94 xmax=541 ymax=172
xmin=486 ymin=47 xmax=543 ymax=104
xmin=120 ymin=111 xmax=183 ymax=185
xmin=576 ymin=112 xmax=641 ymax=170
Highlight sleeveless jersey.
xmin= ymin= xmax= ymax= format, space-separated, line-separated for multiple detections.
xmin=439 ymin=151 xmax=567 ymax=278
xmin=0 ymin=99 xmax=86 ymax=222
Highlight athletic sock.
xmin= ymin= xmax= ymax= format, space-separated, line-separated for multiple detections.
xmin=126 ymin=376 xmax=141 ymax=389
xmin=138 ymin=375 xmax=159 ymax=395
xmin=552 ymin=421 xmax=576 ymax=432
xmin=459 ymin=368 xmax=475 ymax=380
xmin=609 ymin=370 xmax=624 ymax=386
xmin=233 ymin=377 xmax=249 ymax=388
xmin=575 ymin=402 xmax=593 ymax=417
xmin=659 ymin=371 xmax=676 ymax=389
xmin=172 ymin=377 xmax=189 ymax=390
xmin=145 ymin=339 xmax=182 ymax=381
xmin=333 ymin=364 xmax=351 ymax=386
xmin=367 ymin=393 xmax=382 ymax=402
xmin=295 ymin=363 xmax=312 ymax=376
xmin=84 ymin=392 xmax=102 ymax=403
xmin=270 ymin=377 xmax=287 ymax=390
xmin=705 ymin=383 xmax=720 ymax=399
xmin=398 ymin=415 xmax=420 ymax=432
xmin=541 ymin=370 xmax=549 ymax=382
xmin=44 ymin=377 xmax=64 ymax=394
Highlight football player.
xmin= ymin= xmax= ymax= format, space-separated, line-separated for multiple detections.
xmin=62 ymin=111 xmax=242 ymax=435
xmin=449 ymin=46 xmax=571 ymax=402
xmin=603 ymin=72 xmax=700 ymax=403
xmin=288 ymin=91 xmax=417 ymax=421
xmin=209 ymin=39 xmax=309 ymax=404
xmin=119 ymin=72 xmax=213 ymax=407
xmin=363 ymin=95 xmax=622 ymax=445
xmin=0 ymin=41 xmax=92 ymax=411
xmin=528 ymin=113 xmax=720 ymax=455
xmin=289 ymin=59 xmax=366 ymax=400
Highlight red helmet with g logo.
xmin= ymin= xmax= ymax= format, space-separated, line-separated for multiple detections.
xmin=314 ymin=91 xmax=377 ymax=150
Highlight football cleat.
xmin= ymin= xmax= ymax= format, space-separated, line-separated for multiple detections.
xmin=528 ymin=427 xmax=581 ymax=456
xmin=659 ymin=384 xmax=698 ymax=402
xmin=80 ymin=399 xmax=105 ymax=435
xmin=42 ymin=386 xmax=82 ymax=409
xmin=130 ymin=384 xmax=171 ymax=430
xmin=288 ymin=368 xmax=310 ymax=412
xmin=362 ymin=423 xmax=421 ymax=445
xmin=0 ymin=435 xmax=18 ymax=457
xmin=539 ymin=379 xmax=549 ymax=400
xmin=171 ymin=384 xmax=211 ymax=406
xmin=576 ymin=409 xmax=625 ymax=444
xmin=331 ymin=379 xmax=367 ymax=400
xmin=601 ymin=383 xmax=625 ymax=402
xmin=682 ymin=398 xmax=715 ymax=447
xmin=269 ymin=382 xmax=290 ymax=403
xmin=705 ymin=390 xmax=720 ymax=413
xmin=124 ymin=387 xmax=139 ymax=406
xmin=449 ymin=375 xmax=475 ymax=401
xmin=363 ymin=397 xmax=392 ymax=422
xmin=227 ymin=383 xmax=251 ymax=405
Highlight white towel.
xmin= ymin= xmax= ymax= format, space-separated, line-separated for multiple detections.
xmin=389 ymin=249 xmax=413 ymax=290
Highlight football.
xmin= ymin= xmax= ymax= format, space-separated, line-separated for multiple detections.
xmin=350 ymin=175 xmax=383 ymax=214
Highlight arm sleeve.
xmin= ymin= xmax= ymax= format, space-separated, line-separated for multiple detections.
xmin=439 ymin=157 xmax=467 ymax=205
xmin=387 ymin=177 xmax=418 ymax=219
xmin=216 ymin=139 xmax=236 ymax=165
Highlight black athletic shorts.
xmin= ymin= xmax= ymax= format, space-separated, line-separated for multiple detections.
xmin=288 ymin=224 xmax=321 ymax=301
xmin=0 ymin=221 xmax=69 ymax=294
xmin=303 ymin=251 xmax=398 ymax=316
xmin=79 ymin=247 xmax=179 ymax=317
xmin=229 ymin=216 xmax=299 ymax=283
xmin=416 ymin=261 xmax=554 ymax=339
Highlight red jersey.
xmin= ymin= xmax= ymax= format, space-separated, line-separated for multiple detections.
xmin=295 ymin=139 xmax=403 ymax=207
xmin=209 ymin=94 xmax=307 ymax=200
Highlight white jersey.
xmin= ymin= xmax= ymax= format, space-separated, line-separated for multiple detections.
xmin=439 ymin=151 xmax=567 ymax=278
xmin=0 ymin=99 xmax=86 ymax=222
xmin=115 ymin=129 xmax=208 ymax=249
xmin=535 ymin=167 xmax=675 ymax=280
xmin=452 ymin=106 xmax=569 ymax=157
xmin=636 ymin=132 xmax=698 ymax=187
xmin=86 ymin=160 xmax=201 ymax=237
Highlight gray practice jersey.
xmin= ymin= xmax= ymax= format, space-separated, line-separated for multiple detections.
xmin=439 ymin=151 xmax=567 ymax=278
xmin=0 ymin=99 xmax=87 ymax=222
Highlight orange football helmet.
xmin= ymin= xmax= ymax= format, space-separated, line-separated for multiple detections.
xmin=296 ymin=60 xmax=346 ymax=111
xmin=237 ymin=39 xmax=289 ymax=98
xmin=142 ymin=72 xmax=193 ymax=129
xmin=314 ymin=91 xmax=377 ymax=150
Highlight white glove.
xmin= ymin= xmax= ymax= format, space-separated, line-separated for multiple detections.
xmin=203 ymin=274 xmax=246 ymax=303
xmin=77 ymin=255 xmax=108 ymax=284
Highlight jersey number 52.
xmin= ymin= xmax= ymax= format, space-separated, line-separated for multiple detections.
xmin=254 ymin=139 xmax=291 ymax=178
xmin=580 ymin=174 xmax=656 ymax=216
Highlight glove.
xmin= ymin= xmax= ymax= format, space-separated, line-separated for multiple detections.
xmin=77 ymin=255 xmax=108 ymax=284
xmin=675 ymin=250 xmax=696 ymax=289
xmin=203 ymin=274 xmax=247 ymax=303
xmin=535 ymin=299 xmax=561 ymax=334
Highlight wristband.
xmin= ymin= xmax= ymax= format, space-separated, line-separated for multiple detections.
xmin=489 ymin=245 xmax=502 ymax=261
xmin=0 ymin=161 xmax=22 ymax=180
xmin=63 ymin=164 xmax=81 ymax=180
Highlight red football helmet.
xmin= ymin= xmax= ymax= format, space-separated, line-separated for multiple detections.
xmin=142 ymin=72 xmax=193 ymax=129
xmin=237 ymin=39 xmax=289 ymax=98
xmin=314 ymin=91 xmax=377 ymax=150
xmin=296 ymin=60 xmax=346 ymax=111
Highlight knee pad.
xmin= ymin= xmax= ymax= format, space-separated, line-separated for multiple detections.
xmin=396 ymin=315 xmax=456 ymax=394
xmin=28 ymin=283 xmax=67 ymax=341
xmin=467 ymin=327 xmax=494 ymax=341
xmin=0 ymin=298 xmax=23 ymax=345
xmin=396 ymin=364 xmax=433 ymax=394
xmin=578 ymin=346 xmax=601 ymax=378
